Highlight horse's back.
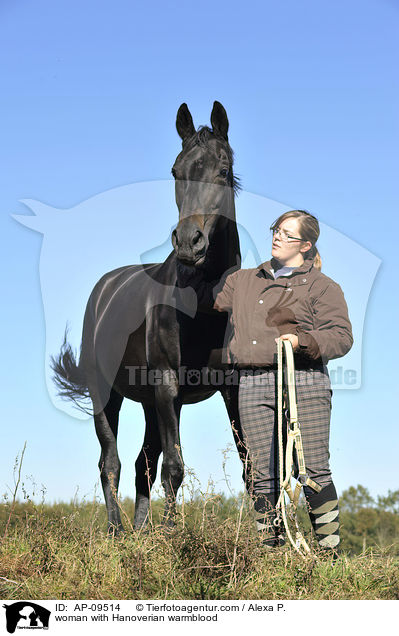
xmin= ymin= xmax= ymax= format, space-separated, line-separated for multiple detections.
xmin=87 ymin=262 xmax=162 ymax=320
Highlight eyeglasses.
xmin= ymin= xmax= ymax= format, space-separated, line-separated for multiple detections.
xmin=272 ymin=227 xmax=307 ymax=243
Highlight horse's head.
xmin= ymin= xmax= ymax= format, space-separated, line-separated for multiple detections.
xmin=171 ymin=101 xmax=239 ymax=269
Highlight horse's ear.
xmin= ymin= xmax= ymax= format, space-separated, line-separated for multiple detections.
xmin=211 ymin=101 xmax=229 ymax=140
xmin=176 ymin=103 xmax=196 ymax=143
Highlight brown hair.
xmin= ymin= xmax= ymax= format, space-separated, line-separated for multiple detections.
xmin=270 ymin=209 xmax=321 ymax=270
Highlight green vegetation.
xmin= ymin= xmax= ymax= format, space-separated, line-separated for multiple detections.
xmin=1 ymin=484 xmax=398 ymax=600
xmin=1 ymin=446 xmax=398 ymax=600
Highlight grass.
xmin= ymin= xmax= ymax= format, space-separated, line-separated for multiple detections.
xmin=1 ymin=446 xmax=398 ymax=600
xmin=1 ymin=494 xmax=398 ymax=600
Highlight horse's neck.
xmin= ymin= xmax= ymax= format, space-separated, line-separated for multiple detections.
xmin=213 ymin=202 xmax=241 ymax=278
xmin=225 ymin=206 xmax=241 ymax=272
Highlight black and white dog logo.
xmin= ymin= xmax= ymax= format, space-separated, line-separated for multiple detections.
xmin=3 ymin=602 xmax=50 ymax=633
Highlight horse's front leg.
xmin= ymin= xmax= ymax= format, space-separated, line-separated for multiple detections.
xmin=154 ymin=370 xmax=183 ymax=526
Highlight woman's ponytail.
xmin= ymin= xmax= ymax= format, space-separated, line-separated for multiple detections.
xmin=313 ymin=246 xmax=322 ymax=270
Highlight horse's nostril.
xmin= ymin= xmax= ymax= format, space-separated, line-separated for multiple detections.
xmin=192 ymin=230 xmax=203 ymax=246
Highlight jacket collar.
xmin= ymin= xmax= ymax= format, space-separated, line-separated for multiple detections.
xmin=257 ymin=256 xmax=315 ymax=278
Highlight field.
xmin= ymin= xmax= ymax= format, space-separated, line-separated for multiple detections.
xmin=1 ymin=491 xmax=398 ymax=601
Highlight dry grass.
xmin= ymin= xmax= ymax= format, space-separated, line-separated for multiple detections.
xmin=1 ymin=494 xmax=398 ymax=601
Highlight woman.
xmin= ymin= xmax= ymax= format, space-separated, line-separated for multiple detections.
xmin=180 ymin=210 xmax=353 ymax=552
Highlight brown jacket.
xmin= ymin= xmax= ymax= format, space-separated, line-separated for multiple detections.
xmin=183 ymin=256 xmax=353 ymax=368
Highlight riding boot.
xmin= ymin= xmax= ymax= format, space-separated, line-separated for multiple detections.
xmin=304 ymin=481 xmax=340 ymax=555
xmin=254 ymin=492 xmax=285 ymax=548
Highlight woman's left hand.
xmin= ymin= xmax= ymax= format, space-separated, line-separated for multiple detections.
xmin=276 ymin=333 xmax=299 ymax=351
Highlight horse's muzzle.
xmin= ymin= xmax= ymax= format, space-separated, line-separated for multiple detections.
xmin=172 ymin=225 xmax=208 ymax=265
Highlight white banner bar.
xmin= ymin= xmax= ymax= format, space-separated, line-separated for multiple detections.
xmin=1 ymin=599 xmax=397 ymax=635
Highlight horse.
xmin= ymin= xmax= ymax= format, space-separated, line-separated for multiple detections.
xmin=52 ymin=101 xmax=246 ymax=533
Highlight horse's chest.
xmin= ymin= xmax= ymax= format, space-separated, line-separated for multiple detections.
xmin=178 ymin=313 xmax=227 ymax=364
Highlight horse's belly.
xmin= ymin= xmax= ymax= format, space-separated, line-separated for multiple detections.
xmin=180 ymin=385 xmax=218 ymax=404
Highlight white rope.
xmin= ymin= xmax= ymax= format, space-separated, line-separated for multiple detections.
xmin=275 ymin=337 xmax=317 ymax=558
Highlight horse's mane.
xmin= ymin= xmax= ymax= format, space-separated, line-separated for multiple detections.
xmin=184 ymin=126 xmax=241 ymax=195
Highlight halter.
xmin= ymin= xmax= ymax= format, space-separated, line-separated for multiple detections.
xmin=275 ymin=337 xmax=322 ymax=558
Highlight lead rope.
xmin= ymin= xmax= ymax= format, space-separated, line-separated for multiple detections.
xmin=275 ymin=338 xmax=322 ymax=559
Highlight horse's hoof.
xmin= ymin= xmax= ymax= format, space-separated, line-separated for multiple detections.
xmin=134 ymin=525 xmax=151 ymax=536
xmin=107 ymin=524 xmax=125 ymax=537
xmin=161 ymin=517 xmax=176 ymax=532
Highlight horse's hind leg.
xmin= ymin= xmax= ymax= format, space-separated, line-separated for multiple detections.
xmin=134 ymin=403 xmax=162 ymax=529
xmin=94 ymin=388 xmax=124 ymax=534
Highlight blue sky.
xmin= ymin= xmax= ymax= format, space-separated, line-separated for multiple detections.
xmin=1 ymin=0 xmax=398 ymax=505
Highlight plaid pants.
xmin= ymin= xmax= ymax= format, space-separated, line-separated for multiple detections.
xmin=238 ymin=368 xmax=333 ymax=499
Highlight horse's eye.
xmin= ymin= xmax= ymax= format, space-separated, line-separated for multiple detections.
xmin=220 ymin=168 xmax=229 ymax=178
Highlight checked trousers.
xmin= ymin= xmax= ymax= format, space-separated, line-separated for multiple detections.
xmin=238 ymin=367 xmax=333 ymax=500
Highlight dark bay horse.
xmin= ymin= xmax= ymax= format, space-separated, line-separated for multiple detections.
xmin=52 ymin=101 xmax=245 ymax=533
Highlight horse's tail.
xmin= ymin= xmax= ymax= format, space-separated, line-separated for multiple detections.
xmin=51 ymin=328 xmax=92 ymax=414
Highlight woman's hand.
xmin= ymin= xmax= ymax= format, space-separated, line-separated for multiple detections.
xmin=275 ymin=333 xmax=299 ymax=351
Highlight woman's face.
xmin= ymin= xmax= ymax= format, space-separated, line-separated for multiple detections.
xmin=271 ymin=217 xmax=312 ymax=265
